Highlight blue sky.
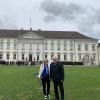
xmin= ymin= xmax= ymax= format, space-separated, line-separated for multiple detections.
xmin=0 ymin=0 xmax=100 ymax=41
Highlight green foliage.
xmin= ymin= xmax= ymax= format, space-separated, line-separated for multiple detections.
xmin=0 ymin=66 xmax=100 ymax=100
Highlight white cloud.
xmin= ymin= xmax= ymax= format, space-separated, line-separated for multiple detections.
xmin=0 ymin=0 xmax=100 ymax=40
xmin=41 ymin=0 xmax=84 ymax=21
xmin=41 ymin=0 xmax=100 ymax=39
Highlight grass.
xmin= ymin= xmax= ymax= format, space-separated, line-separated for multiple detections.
xmin=0 ymin=65 xmax=100 ymax=100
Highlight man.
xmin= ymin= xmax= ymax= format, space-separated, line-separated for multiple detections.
xmin=50 ymin=56 xmax=64 ymax=100
xmin=38 ymin=59 xmax=50 ymax=99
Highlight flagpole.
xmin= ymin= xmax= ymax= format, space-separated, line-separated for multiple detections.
xmin=30 ymin=17 xmax=32 ymax=30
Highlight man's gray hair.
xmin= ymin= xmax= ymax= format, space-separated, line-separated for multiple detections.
xmin=52 ymin=56 xmax=58 ymax=61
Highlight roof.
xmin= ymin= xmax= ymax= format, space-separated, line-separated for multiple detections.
xmin=34 ymin=31 xmax=96 ymax=39
xmin=0 ymin=30 xmax=26 ymax=38
xmin=0 ymin=29 xmax=97 ymax=40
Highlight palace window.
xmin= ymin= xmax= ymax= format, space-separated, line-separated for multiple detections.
xmin=14 ymin=43 xmax=17 ymax=49
xmin=51 ymin=43 xmax=54 ymax=50
xmin=22 ymin=43 xmax=25 ymax=50
xmin=13 ymin=54 xmax=16 ymax=60
xmin=63 ymin=43 xmax=67 ymax=50
xmin=70 ymin=53 xmax=73 ymax=61
xmin=70 ymin=42 xmax=73 ymax=51
xmin=85 ymin=44 xmax=88 ymax=51
xmin=7 ymin=54 xmax=10 ymax=60
xmin=93 ymin=53 xmax=96 ymax=61
xmin=37 ymin=55 xmax=39 ymax=61
xmin=57 ymin=43 xmax=60 ymax=50
xmin=51 ymin=40 xmax=54 ymax=42
xmin=7 ymin=43 xmax=10 ymax=49
xmin=51 ymin=55 xmax=54 ymax=60
xmin=64 ymin=54 xmax=67 ymax=61
xmin=92 ymin=44 xmax=95 ymax=51
xmin=29 ymin=43 xmax=32 ymax=50
xmin=22 ymin=54 xmax=24 ymax=60
xmin=45 ymin=55 xmax=47 ymax=59
xmin=78 ymin=44 xmax=81 ymax=51
xmin=44 ymin=43 xmax=48 ymax=50
xmin=57 ymin=55 xmax=60 ymax=60
xmin=57 ymin=40 xmax=60 ymax=50
xmin=0 ymin=42 xmax=3 ymax=49
xmin=78 ymin=53 xmax=82 ymax=61
xmin=0 ymin=54 xmax=3 ymax=60
xmin=85 ymin=55 xmax=89 ymax=62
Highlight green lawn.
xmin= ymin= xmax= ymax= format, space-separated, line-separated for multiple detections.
xmin=0 ymin=65 xmax=100 ymax=100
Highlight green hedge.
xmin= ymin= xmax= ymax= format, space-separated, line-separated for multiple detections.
xmin=61 ymin=61 xmax=83 ymax=65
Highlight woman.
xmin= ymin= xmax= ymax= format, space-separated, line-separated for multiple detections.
xmin=38 ymin=59 xmax=50 ymax=99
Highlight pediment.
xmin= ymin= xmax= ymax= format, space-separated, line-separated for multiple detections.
xmin=20 ymin=32 xmax=44 ymax=39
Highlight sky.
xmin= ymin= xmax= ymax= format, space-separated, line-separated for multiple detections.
xmin=0 ymin=0 xmax=100 ymax=41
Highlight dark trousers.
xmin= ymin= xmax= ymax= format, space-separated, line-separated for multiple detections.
xmin=53 ymin=80 xmax=64 ymax=100
xmin=42 ymin=77 xmax=50 ymax=96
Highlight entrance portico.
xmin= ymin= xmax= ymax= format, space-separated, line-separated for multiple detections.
xmin=17 ymin=32 xmax=44 ymax=61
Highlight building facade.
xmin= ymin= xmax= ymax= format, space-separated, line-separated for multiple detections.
xmin=0 ymin=29 xmax=98 ymax=65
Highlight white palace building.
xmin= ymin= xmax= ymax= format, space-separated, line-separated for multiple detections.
xmin=0 ymin=29 xmax=99 ymax=65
